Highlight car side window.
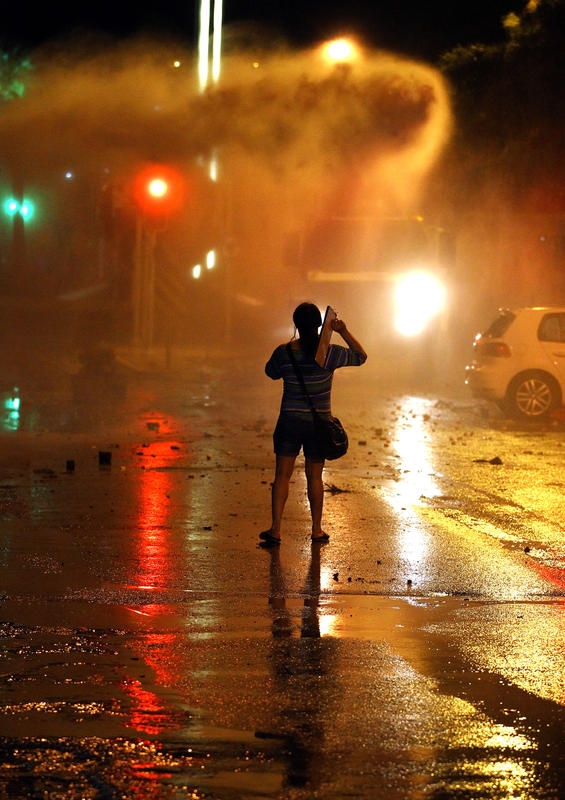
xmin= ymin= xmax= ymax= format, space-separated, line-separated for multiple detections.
xmin=538 ymin=313 xmax=565 ymax=343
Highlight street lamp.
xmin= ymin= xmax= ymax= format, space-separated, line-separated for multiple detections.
xmin=320 ymin=37 xmax=361 ymax=65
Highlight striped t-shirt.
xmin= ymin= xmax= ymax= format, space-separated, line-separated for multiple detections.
xmin=265 ymin=343 xmax=366 ymax=415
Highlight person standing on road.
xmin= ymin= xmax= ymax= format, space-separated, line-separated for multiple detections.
xmin=260 ymin=302 xmax=367 ymax=547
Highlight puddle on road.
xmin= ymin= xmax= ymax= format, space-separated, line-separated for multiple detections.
xmin=2 ymin=591 xmax=564 ymax=799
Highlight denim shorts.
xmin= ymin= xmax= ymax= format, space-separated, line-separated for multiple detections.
xmin=273 ymin=412 xmax=324 ymax=461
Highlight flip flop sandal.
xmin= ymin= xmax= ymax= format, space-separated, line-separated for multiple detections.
xmin=259 ymin=531 xmax=281 ymax=546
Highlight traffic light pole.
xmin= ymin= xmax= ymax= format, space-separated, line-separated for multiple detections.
xmin=133 ymin=216 xmax=156 ymax=349
xmin=11 ymin=177 xmax=26 ymax=290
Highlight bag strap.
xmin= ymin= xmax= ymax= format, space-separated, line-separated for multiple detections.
xmin=286 ymin=343 xmax=317 ymax=416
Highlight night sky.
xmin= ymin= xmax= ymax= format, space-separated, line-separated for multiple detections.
xmin=2 ymin=0 xmax=517 ymax=62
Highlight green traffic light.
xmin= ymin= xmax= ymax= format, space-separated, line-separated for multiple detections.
xmin=4 ymin=198 xmax=18 ymax=216
xmin=20 ymin=201 xmax=33 ymax=220
xmin=3 ymin=197 xmax=34 ymax=221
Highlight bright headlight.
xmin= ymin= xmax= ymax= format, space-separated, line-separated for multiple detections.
xmin=393 ymin=270 xmax=446 ymax=337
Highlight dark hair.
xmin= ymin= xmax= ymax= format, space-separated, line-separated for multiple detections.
xmin=293 ymin=302 xmax=322 ymax=358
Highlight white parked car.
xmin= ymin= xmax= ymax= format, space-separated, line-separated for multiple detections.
xmin=465 ymin=307 xmax=565 ymax=420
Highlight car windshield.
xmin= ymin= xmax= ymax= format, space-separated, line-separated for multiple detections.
xmin=484 ymin=310 xmax=516 ymax=338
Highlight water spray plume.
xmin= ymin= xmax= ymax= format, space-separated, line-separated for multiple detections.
xmin=0 ymin=31 xmax=452 ymax=321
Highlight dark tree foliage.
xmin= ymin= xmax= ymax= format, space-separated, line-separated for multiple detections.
xmin=0 ymin=50 xmax=32 ymax=103
xmin=439 ymin=0 xmax=565 ymax=210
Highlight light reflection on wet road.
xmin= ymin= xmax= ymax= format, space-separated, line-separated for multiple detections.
xmin=1 ymin=363 xmax=565 ymax=798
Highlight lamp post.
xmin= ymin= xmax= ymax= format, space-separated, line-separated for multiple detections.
xmin=198 ymin=0 xmax=233 ymax=345
xmin=198 ymin=0 xmax=223 ymax=93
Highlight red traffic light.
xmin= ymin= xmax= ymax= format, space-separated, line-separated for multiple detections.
xmin=133 ymin=164 xmax=185 ymax=215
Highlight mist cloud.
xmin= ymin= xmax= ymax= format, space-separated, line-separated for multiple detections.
xmin=0 ymin=31 xmax=454 ymax=346
xmin=0 ymin=34 xmax=451 ymax=213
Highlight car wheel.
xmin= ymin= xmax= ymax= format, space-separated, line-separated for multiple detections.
xmin=506 ymin=371 xmax=561 ymax=420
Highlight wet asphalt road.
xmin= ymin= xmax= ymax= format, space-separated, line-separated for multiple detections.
xmin=2 ymin=349 xmax=565 ymax=799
